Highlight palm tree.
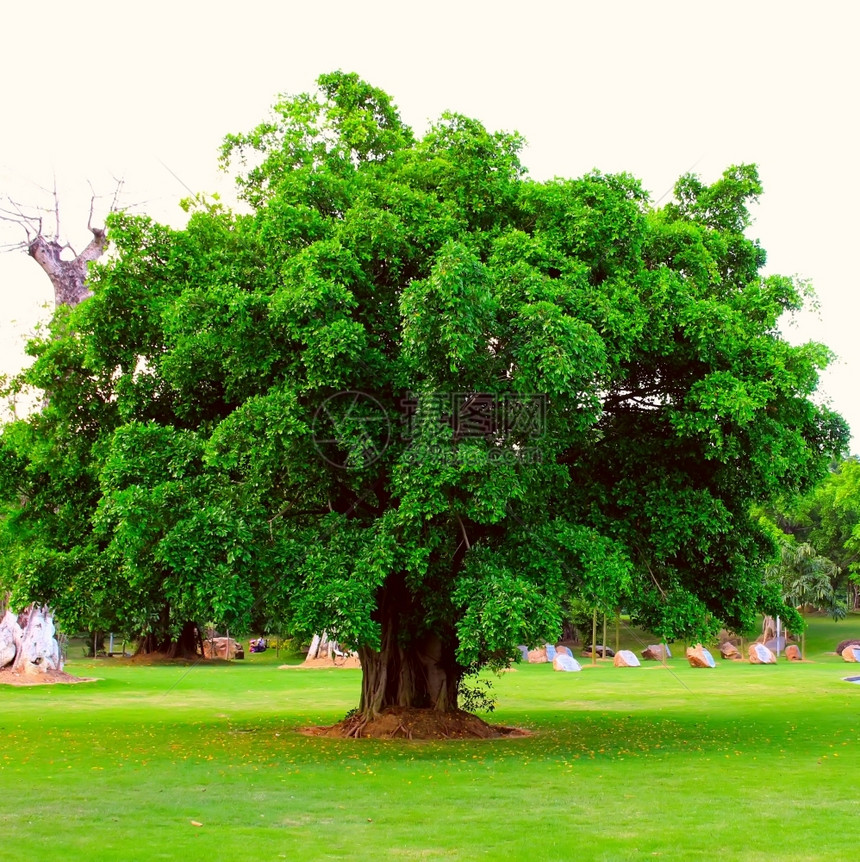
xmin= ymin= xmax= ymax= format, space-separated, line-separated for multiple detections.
xmin=767 ymin=533 xmax=846 ymax=621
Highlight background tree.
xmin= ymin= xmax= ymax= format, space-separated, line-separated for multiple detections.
xmin=0 ymin=73 xmax=848 ymax=729
xmin=770 ymin=458 xmax=860 ymax=610
xmin=758 ymin=515 xmax=844 ymax=622
xmin=1 ymin=183 xmax=121 ymax=309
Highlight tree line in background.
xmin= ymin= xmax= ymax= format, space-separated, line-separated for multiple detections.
xmin=759 ymin=457 xmax=860 ymax=618
xmin=0 ymin=73 xmax=850 ymax=722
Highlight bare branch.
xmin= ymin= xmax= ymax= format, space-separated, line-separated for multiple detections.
xmin=3 ymin=179 xmax=121 ymax=308
xmin=641 ymin=555 xmax=667 ymax=600
xmin=109 ymin=176 xmax=125 ymax=212
xmin=52 ymin=173 xmax=60 ymax=239
xmin=86 ymin=182 xmax=97 ymax=233
xmin=457 ymin=513 xmax=472 ymax=550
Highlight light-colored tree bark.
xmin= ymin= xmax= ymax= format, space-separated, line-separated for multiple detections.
xmin=27 ymin=225 xmax=106 ymax=308
xmin=0 ymin=610 xmax=19 ymax=667
xmin=1 ymin=604 xmax=63 ymax=674
xmin=1 ymin=181 xmax=120 ymax=309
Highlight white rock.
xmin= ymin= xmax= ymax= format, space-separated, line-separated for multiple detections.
xmin=613 ymin=649 xmax=640 ymax=667
xmin=748 ymin=643 xmax=776 ymax=665
xmin=553 ymin=654 xmax=582 ymax=672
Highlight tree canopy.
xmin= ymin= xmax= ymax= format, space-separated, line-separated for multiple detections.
xmin=0 ymin=72 xmax=848 ymax=717
xmin=764 ymin=457 xmax=860 ymax=612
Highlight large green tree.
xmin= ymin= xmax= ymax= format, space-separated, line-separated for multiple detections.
xmin=0 ymin=73 xmax=848 ymax=720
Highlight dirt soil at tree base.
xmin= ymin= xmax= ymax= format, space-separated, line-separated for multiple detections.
xmin=302 ymin=706 xmax=531 ymax=740
xmin=114 ymin=653 xmax=224 ymax=665
xmin=281 ymin=656 xmax=362 ymax=669
xmin=0 ymin=667 xmax=98 ymax=686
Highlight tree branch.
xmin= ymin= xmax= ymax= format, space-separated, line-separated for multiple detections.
xmin=457 ymin=513 xmax=472 ymax=550
xmin=3 ymin=182 xmax=119 ymax=308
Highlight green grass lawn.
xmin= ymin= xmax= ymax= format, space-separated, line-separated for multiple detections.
xmin=2 ymin=616 xmax=859 ymax=862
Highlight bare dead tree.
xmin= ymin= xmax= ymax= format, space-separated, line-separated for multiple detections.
xmin=0 ymin=178 xmax=123 ymax=309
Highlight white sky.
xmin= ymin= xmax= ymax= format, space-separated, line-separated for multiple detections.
xmin=1 ymin=0 xmax=858 ymax=447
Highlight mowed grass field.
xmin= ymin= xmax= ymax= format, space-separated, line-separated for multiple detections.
xmin=1 ymin=617 xmax=859 ymax=862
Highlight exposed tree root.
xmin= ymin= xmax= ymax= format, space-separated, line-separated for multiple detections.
xmin=303 ymin=707 xmax=530 ymax=740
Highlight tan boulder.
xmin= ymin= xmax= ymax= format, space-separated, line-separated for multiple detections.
xmin=581 ymin=644 xmax=614 ymax=658
xmin=835 ymin=639 xmax=860 ymax=656
xmin=613 ymin=649 xmax=640 ymax=667
xmin=748 ymin=643 xmax=776 ymax=664
xmin=527 ymin=647 xmax=548 ymax=664
xmin=784 ymin=644 xmax=802 ymax=661
xmin=718 ymin=642 xmax=742 ymax=661
xmin=841 ymin=644 xmax=860 ymax=663
xmin=641 ymin=644 xmax=671 ymax=661
xmin=686 ymin=644 xmax=716 ymax=668
xmin=204 ymin=637 xmax=242 ymax=660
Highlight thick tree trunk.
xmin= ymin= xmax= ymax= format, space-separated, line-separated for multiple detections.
xmin=357 ymin=573 xmax=464 ymax=718
xmin=0 ymin=610 xmax=20 ymax=667
xmin=5 ymin=605 xmax=63 ymax=674
xmin=135 ymin=620 xmax=203 ymax=659
xmin=28 ymin=227 xmax=106 ymax=309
